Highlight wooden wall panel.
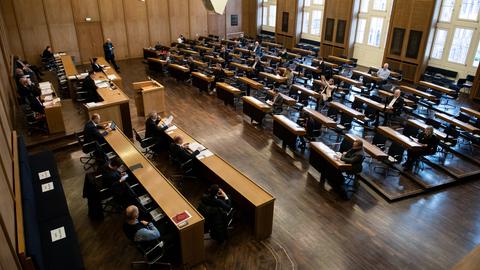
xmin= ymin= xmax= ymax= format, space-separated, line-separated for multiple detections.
xmin=71 ymin=0 xmax=100 ymax=23
xmin=123 ymin=0 xmax=150 ymax=58
xmin=13 ymin=0 xmax=50 ymax=65
xmin=75 ymin=22 xmax=104 ymax=63
xmin=208 ymin=13 xmax=226 ymax=39
xmin=42 ymin=0 xmax=80 ymax=61
xmin=146 ymin=0 xmax=171 ymax=45
xmin=169 ymin=0 xmax=190 ymax=40
xmin=189 ymin=0 xmax=209 ymax=38
xmin=226 ymin=0 xmax=243 ymax=35
xmin=0 ymin=218 xmax=20 ymax=270
xmin=0 ymin=163 xmax=14 ymax=249
xmin=0 ymin=0 xmax=23 ymax=58
xmin=98 ymin=0 xmax=129 ymax=60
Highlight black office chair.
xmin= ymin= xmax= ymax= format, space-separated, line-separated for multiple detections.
xmin=426 ymin=118 xmax=442 ymax=129
xmin=456 ymin=112 xmax=471 ymax=123
xmin=197 ymin=200 xmax=234 ymax=243
xmin=167 ymin=144 xmax=197 ymax=185
xmin=402 ymin=125 xmax=419 ymax=138
xmin=122 ymin=230 xmax=172 ymax=270
xmin=133 ymin=129 xmax=157 ymax=158
xmin=75 ymin=132 xmax=98 ymax=171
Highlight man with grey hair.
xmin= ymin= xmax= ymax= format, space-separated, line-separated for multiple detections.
xmin=103 ymin=38 xmax=119 ymax=71
xmin=123 ymin=205 xmax=160 ymax=242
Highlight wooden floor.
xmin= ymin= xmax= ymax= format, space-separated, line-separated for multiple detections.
xmin=23 ymin=58 xmax=480 ymax=270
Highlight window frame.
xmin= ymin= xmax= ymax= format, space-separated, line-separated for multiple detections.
xmin=300 ymin=0 xmax=325 ymax=41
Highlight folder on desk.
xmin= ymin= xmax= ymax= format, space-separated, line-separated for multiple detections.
xmin=129 ymin=163 xmax=144 ymax=171
xmin=172 ymin=211 xmax=191 ymax=224
xmin=138 ymin=194 xmax=152 ymax=206
xmin=150 ymin=208 xmax=165 ymax=222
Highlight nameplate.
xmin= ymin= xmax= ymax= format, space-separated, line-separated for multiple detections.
xmin=50 ymin=226 xmax=66 ymax=242
xmin=41 ymin=182 xmax=54 ymax=193
xmin=38 ymin=170 xmax=51 ymax=180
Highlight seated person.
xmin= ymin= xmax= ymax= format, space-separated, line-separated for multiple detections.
xmin=169 ymin=135 xmax=202 ymax=164
xmin=83 ymin=113 xmax=110 ymax=143
xmin=197 ymin=184 xmax=232 ymax=243
xmin=123 ymin=205 xmax=160 ymax=242
xmin=17 ymin=77 xmax=37 ymax=102
xmin=266 ymin=88 xmax=284 ymax=114
xmin=385 ymin=88 xmax=404 ymax=119
xmin=375 ymin=63 xmax=391 ymax=87
xmin=317 ymin=75 xmax=337 ymax=104
xmin=277 ymin=48 xmax=288 ymax=59
xmin=145 ymin=111 xmax=171 ymax=152
xmin=42 ymin=45 xmax=54 ymax=61
xmin=403 ymin=126 xmax=439 ymax=169
xmin=253 ymin=41 xmax=262 ymax=57
xmin=338 ymin=140 xmax=365 ymax=174
xmin=82 ymin=70 xmax=100 ymax=103
xmin=98 ymin=157 xmax=129 ymax=204
xmin=285 ymin=67 xmax=294 ymax=88
xmin=91 ymin=57 xmax=103 ymax=72
xmin=250 ymin=56 xmax=264 ymax=77
xmin=154 ymin=42 xmax=163 ymax=51
xmin=27 ymin=95 xmax=45 ymax=115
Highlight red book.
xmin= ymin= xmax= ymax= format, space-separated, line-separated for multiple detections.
xmin=172 ymin=211 xmax=191 ymax=224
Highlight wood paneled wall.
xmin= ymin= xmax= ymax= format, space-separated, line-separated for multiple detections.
xmin=274 ymin=0 xmax=303 ymax=49
xmin=383 ymin=0 xmax=440 ymax=82
xmin=1 ymin=0 xmax=252 ymax=64
xmin=320 ymin=0 xmax=360 ymax=58
xmin=0 ymin=3 xmax=22 ymax=270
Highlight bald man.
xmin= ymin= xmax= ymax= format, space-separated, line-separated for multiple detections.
xmin=83 ymin=113 xmax=109 ymax=143
xmin=403 ymin=126 xmax=439 ymax=169
xmin=103 ymin=38 xmax=119 ymax=71
xmin=123 ymin=205 xmax=160 ymax=242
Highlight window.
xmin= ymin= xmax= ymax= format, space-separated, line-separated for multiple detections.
xmin=439 ymin=0 xmax=455 ymax=22
xmin=356 ymin=19 xmax=367 ymax=43
xmin=473 ymin=40 xmax=480 ymax=67
xmin=311 ymin=10 xmax=322 ymax=35
xmin=448 ymin=27 xmax=473 ymax=64
xmin=360 ymin=0 xmax=369 ymax=13
xmin=300 ymin=0 xmax=325 ymax=41
xmin=302 ymin=12 xmax=310 ymax=33
xmin=458 ymin=0 xmax=480 ymax=20
xmin=261 ymin=0 xmax=276 ymax=31
xmin=431 ymin=29 xmax=448 ymax=59
xmin=372 ymin=0 xmax=387 ymax=11
xmin=368 ymin=17 xmax=384 ymax=47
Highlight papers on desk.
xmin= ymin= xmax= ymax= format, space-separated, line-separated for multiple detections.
xmin=107 ymin=74 xmax=117 ymax=81
xmin=68 ymin=75 xmax=77 ymax=80
xmin=166 ymin=125 xmax=177 ymax=134
xmin=43 ymin=95 xmax=53 ymax=101
xmin=150 ymin=208 xmax=165 ymax=222
xmin=159 ymin=115 xmax=174 ymax=127
xmin=85 ymin=102 xmax=104 ymax=107
xmin=41 ymin=88 xmax=53 ymax=95
xmin=138 ymin=194 xmax=153 ymax=206
xmin=196 ymin=150 xmax=213 ymax=160
xmin=39 ymin=82 xmax=52 ymax=89
xmin=95 ymin=80 xmax=110 ymax=88
xmin=187 ymin=142 xmax=205 ymax=152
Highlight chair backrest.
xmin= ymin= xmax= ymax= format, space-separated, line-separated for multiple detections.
xmin=457 ymin=78 xmax=467 ymax=85
xmin=327 ymin=107 xmax=338 ymax=119
xmin=444 ymin=124 xmax=460 ymax=139
xmin=387 ymin=142 xmax=405 ymax=162
xmin=466 ymin=74 xmax=475 ymax=82
xmin=372 ymin=133 xmax=387 ymax=147
xmin=370 ymin=95 xmax=383 ymax=103
xmin=456 ymin=112 xmax=471 ymax=123
xmin=351 ymin=98 xmax=364 ymax=111
xmin=339 ymin=113 xmax=353 ymax=127
xmin=339 ymin=138 xmax=353 ymax=153
xmin=403 ymin=124 xmax=419 ymax=138
xmin=133 ymin=129 xmax=143 ymax=143
xmin=426 ymin=118 xmax=442 ymax=129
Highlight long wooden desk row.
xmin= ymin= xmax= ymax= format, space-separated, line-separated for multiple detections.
xmin=39 ymin=81 xmax=66 ymax=134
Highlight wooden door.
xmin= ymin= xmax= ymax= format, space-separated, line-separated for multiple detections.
xmin=75 ymin=22 xmax=104 ymax=63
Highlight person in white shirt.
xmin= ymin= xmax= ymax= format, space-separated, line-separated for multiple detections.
xmin=374 ymin=63 xmax=391 ymax=89
xmin=384 ymin=89 xmax=404 ymax=124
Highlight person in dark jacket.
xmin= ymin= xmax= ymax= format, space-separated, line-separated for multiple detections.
xmin=197 ymin=184 xmax=232 ymax=242
xmin=91 ymin=57 xmax=103 ymax=72
xmin=169 ymin=135 xmax=201 ymax=164
xmin=82 ymin=71 xmax=100 ymax=103
xmin=83 ymin=113 xmax=110 ymax=143
xmin=339 ymin=140 xmax=365 ymax=174
xmin=103 ymin=38 xmax=119 ymax=71
xmin=403 ymin=126 xmax=439 ymax=169
xmin=384 ymin=88 xmax=404 ymax=124
xmin=145 ymin=112 xmax=170 ymax=152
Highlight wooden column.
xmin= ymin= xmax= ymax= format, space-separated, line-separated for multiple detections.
xmin=274 ymin=0 xmax=303 ymax=49
xmin=243 ymin=0 xmax=262 ymax=38
xmin=320 ymin=0 xmax=360 ymax=58
xmin=383 ymin=0 xmax=440 ymax=82
xmin=470 ymin=67 xmax=480 ymax=101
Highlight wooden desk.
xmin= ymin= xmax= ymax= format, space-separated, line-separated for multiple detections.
xmin=60 ymin=55 xmax=78 ymax=78
xmin=147 ymin=58 xmax=168 ymax=72
xmin=259 ymin=72 xmax=287 ymax=84
xmin=312 ymin=59 xmax=339 ymax=69
xmin=235 ymin=47 xmax=252 ymax=55
xmin=286 ymin=52 xmax=301 ymax=59
xmin=216 ymin=82 xmax=241 ymax=107
xmin=400 ymin=85 xmax=438 ymax=101
xmin=310 ymin=141 xmax=351 ymax=169
xmin=344 ymin=134 xmax=388 ymax=161
xmin=291 ymin=84 xmax=321 ymax=100
xmin=242 ymin=96 xmax=271 ymax=124
xmin=273 ymin=115 xmax=306 ymax=149
xmin=355 ymin=95 xmax=388 ymax=112
xmin=406 ymin=119 xmax=447 ymax=139
xmin=192 ymin=59 xmax=208 ymax=68
xmin=303 ymin=107 xmax=337 ymax=128
xmin=179 ymin=48 xmax=198 ymax=56
xmin=204 ymin=55 xmax=225 ymax=64
xmin=333 ymin=75 xmax=363 ymax=88
xmin=377 ymin=90 xmax=415 ymax=107
xmin=143 ymin=48 xmax=161 ymax=59
xmin=460 ymin=107 xmax=480 ymax=119
xmin=84 ymin=83 xmax=132 ymax=138
xmin=95 ymin=57 xmax=123 ymax=88
xmin=453 ymin=245 xmax=480 ymax=270
xmin=221 ymin=39 xmax=239 ymax=46
xmin=327 ymin=55 xmax=353 ymax=65
xmin=207 ymin=42 xmax=221 ymax=48
xmin=266 ymin=90 xmax=296 ymax=106
xmin=165 ymin=126 xmax=275 ymax=240
xmin=40 ymin=82 xmax=65 ymax=134
xmin=352 ymin=70 xmax=382 ymax=82
xmin=230 ymin=62 xmax=253 ymax=73
xmin=263 ymin=54 xmax=282 ymax=63
xmin=194 ymin=45 xmax=213 ymax=53
xmin=262 ymin=41 xmax=282 ymax=48
xmin=298 ymin=63 xmax=321 ymax=73
xmin=132 ymin=80 xmax=165 ymax=116
xmin=237 ymin=77 xmax=263 ymax=96
xmin=436 ymin=113 xmax=480 ymax=134
xmin=104 ymin=129 xmax=204 ymax=267
xmin=377 ymin=126 xmax=422 ymax=149
xmin=191 ymin=72 xmax=214 ymax=92
xmin=330 ymin=101 xmax=365 ymax=120
xmin=168 ymin=63 xmax=190 ymax=81
xmin=419 ymin=81 xmax=456 ymax=96
xmin=291 ymin=47 xmax=314 ymax=56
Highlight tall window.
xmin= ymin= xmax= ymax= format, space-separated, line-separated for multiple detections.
xmin=355 ymin=0 xmax=390 ymax=48
xmin=261 ymin=0 xmax=276 ymax=32
xmin=429 ymin=0 xmax=480 ymax=72
xmin=300 ymin=0 xmax=324 ymax=41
